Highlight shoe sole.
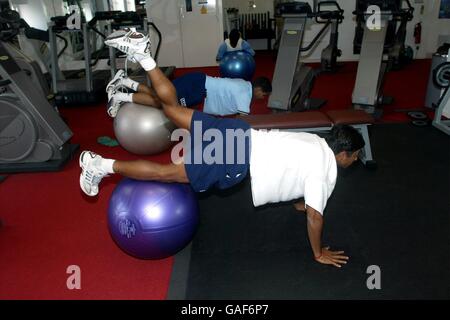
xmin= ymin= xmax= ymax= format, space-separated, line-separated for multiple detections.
xmin=106 ymin=70 xmax=126 ymax=93
xmin=105 ymin=30 xmax=131 ymax=41
xmin=79 ymin=151 xmax=88 ymax=169
xmin=79 ymin=173 xmax=97 ymax=197
xmin=106 ymin=99 xmax=120 ymax=118
xmin=79 ymin=151 xmax=98 ymax=196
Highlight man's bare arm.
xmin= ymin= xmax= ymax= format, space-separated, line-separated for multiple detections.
xmin=306 ymin=206 xmax=349 ymax=268
xmin=306 ymin=206 xmax=324 ymax=258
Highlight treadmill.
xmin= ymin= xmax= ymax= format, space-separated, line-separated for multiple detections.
xmin=48 ymin=15 xmax=111 ymax=106
xmin=91 ymin=11 xmax=176 ymax=83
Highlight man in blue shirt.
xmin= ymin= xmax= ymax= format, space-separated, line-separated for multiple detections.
xmin=106 ymin=70 xmax=271 ymax=117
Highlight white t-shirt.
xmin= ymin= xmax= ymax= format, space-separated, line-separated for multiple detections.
xmin=225 ymin=38 xmax=243 ymax=51
xmin=249 ymin=129 xmax=337 ymax=215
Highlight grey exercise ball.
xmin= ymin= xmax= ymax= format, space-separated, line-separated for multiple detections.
xmin=113 ymin=102 xmax=176 ymax=155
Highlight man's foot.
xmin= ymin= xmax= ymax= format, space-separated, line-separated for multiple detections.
xmin=107 ymin=93 xmax=123 ymax=118
xmin=105 ymin=28 xmax=130 ymax=41
xmin=79 ymin=151 xmax=108 ymax=196
xmin=106 ymin=69 xmax=126 ymax=94
xmin=105 ymin=29 xmax=151 ymax=63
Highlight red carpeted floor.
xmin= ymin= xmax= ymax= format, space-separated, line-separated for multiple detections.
xmin=0 ymin=52 xmax=432 ymax=299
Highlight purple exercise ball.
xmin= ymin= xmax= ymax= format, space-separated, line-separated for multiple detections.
xmin=108 ymin=179 xmax=199 ymax=259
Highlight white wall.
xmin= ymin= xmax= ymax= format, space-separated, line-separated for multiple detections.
xmin=110 ymin=0 xmax=136 ymax=12
xmin=147 ymin=0 xmax=224 ymax=68
xmin=417 ymin=0 xmax=450 ymax=58
xmin=9 ymin=0 xmax=66 ymax=30
xmin=147 ymin=0 xmax=184 ymax=67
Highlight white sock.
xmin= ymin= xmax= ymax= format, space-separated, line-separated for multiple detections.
xmin=139 ymin=56 xmax=156 ymax=71
xmin=121 ymin=77 xmax=140 ymax=91
xmin=99 ymin=158 xmax=116 ymax=174
xmin=114 ymin=92 xmax=134 ymax=103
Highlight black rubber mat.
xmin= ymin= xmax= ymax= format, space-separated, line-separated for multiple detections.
xmin=169 ymin=124 xmax=450 ymax=300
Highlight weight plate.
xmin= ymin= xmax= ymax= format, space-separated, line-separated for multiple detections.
xmin=407 ymin=112 xmax=427 ymax=120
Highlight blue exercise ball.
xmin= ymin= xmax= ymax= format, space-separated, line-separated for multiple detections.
xmin=108 ymin=179 xmax=199 ymax=259
xmin=219 ymin=51 xmax=256 ymax=81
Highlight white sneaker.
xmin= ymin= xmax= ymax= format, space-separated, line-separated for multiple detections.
xmin=79 ymin=151 xmax=108 ymax=196
xmin=106 ymin=69 xmax=126 ymax=94
xmin=105 ymin=29 xmax=151 ymax=63
xmin=106 ymin=93 xmax=123 ymax=118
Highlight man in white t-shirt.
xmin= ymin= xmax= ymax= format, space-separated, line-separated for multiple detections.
xmin=79 ymin=29 xmax=365 ymax=268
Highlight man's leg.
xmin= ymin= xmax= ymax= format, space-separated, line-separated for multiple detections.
xmin=113 ymin=160 xmax=188 ymax=183
xmin=79 ymin=151 xmax=189 ymax=196
xmin=131 ymin=92 xmax=162 ymax=108
xmin=112 ymin=69 xmax=193 ymax=128
xmin=105 ymin=31 xmax=196 ymax=130
xmin=145 ymin=67 xmax=195 ymax=131
xmin=135 ymin=83 xmax=153 ymax=95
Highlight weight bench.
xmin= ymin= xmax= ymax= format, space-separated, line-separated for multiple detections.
xmin=239 ymin=109 xmax=376 ymax=167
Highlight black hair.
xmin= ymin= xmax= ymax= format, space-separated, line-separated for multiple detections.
xmin=229 ymin=29 xmax=240 ymax=48
xmin=252 ymin=77 xmax=272 ymax=93
xmin=325 ymin=125 xmax=365 ymax=155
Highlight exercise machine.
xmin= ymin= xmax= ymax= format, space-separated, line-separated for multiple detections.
xmin=431 ymin=62 xmax=450 ymax=135
xmin=425 ymin=43 xmax=450 ymax=109
xmin=317 ymin=1 xmax=344 ymax=72
xmin=48 ymin=14 xmax=111 ymax=106
xmin=0 ymin=41 xmax=78 ymax=173
xmin=98 ymin=11 xmax=175 ymax=84
xmin=352 ymin=0 xmax=414 ymax=116
xmin=0 ymin=8 xmax=52 ymax=99
xmin=268 ymin=1 xmax=344 ymax=112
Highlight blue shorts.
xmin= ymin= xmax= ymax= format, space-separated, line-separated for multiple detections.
xmin=173 ymin=72 xmax=207 ymax=107
xmin=184 ymin=111 xmax=251 ymax=192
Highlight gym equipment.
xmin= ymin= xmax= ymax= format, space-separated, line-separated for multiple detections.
xmin=0 ymin=9 xmax=52 ymax=99
xmin=407 ymin=112 xmax=427 ymax=120
xmin=425 ymin=43 xmax=450 ymax=109
xmin=425 ymin=43 xmax=450 ymax=117
xmin=48 ymin=15 xmax=111 ymax=106
xmin=108 ymin=179 xmax=199 ymax=260
xmin=426 ymin=44 xmax=450 ymax=109
xmin=0 ymin=41 xmax=78 ymax=173
xmin=239 ymin=109 xmax=376 ymax=169
xmin=113 ymin=102 xmax=176 ymax=155
xmin=412 ymin=120 xmax=429 ymax=127
xmin=219 ymin=51 xmax=256 ymax=81
xmin=352 ymin=0 xmax=414 ymax=116
xmin=317 ymin=1 xmax=345 ymax=72
xmin=432 ymin=62 xmax=450 ymax=135
xmin=433 ymin=62 xmax=450 ymax=89
xmin=269 ymin=1 xmax=344 ymax=112
xmin=102 ymin=11 xmax=176 ymax=84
